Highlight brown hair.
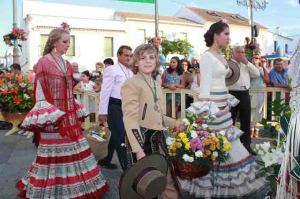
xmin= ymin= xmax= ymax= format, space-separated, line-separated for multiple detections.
xmin=117 ymin=45 xmax=132 ymax=56
xmin=132 ymin=44 xmax=160 ymax=73
xmin=43 ymin=28 xmax=70 ymax=56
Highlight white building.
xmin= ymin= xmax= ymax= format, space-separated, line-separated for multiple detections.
xmin=20 ymin=0 xmax=202 ymax=71
xmin=19 ymin=0 xmax=293 ymax=71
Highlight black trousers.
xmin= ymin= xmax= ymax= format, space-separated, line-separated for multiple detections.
xmin=104 ymin=97 xmax=127 ymax=171
xmin=229 ymin=90 xmax=252 ymax=148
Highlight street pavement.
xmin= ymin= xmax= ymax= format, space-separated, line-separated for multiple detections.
xmin=0 ymin=130 xmax=269 ymax=199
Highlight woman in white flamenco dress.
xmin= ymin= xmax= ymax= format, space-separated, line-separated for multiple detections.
xmin=178 ymin=21 xmax=266 ymax=199
xmin=276 ymin=41 xmax=300 ymax=199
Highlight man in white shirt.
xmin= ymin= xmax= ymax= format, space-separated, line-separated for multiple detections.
xmin=98 ymin=45 xmax=133 ymax=170
xmin=228 ymin=46 xmax=260 ymax=155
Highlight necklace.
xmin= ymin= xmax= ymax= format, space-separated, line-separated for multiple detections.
xmin=50 ymin=53 xmax=69 ymax=82
xmin=140 ymin=72 xmax=159 ymax=111
xmin=119 ymin=63 xmax=130 ymax=80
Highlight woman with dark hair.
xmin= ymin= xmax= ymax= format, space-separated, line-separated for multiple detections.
xmin=16 ymin=27 xmax=108 ymax=198
xmin=178 ymin=21 xmax=265 ymax=198
xmin=162 ymin=56 xmax=185 ymax=117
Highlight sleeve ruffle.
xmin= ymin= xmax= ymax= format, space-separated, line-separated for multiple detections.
xmin=21 ymin=100 xmax=65 ymax=130
xmin=74 ymin=99 xmax=90 ymax=119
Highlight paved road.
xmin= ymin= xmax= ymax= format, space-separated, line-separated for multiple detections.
xmin=0 ymin=130 xmax=269 ymax=199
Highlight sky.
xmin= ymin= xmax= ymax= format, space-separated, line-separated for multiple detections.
xmin=1 ymin=0 xmax=300 ymax=55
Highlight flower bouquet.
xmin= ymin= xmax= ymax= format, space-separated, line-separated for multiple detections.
xmin=166 ymin=111 xmax=232 ymax=179
xmin=254 ymin=124 xmax=286 ymax=198
xmin=0 ymin=72 xmax=34 ymax=135
xmin=3 ymin=27 xmax=27 ymax=42
xmin=0 ymin=72 xmax=34 ymax=113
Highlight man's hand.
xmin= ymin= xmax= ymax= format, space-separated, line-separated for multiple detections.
xmin=136 ymin=150 xmax=146 ymax=160
xmin=241 ymin=56 xmax=248 ymax=65
xmin=99 ymin=114 xmax=107 ymax=125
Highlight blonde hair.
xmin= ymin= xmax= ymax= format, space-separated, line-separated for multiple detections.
xmin=43 ymin=28 xmax=70 ymax=56
xmin=132 ymin=44 xmax=160 ymax=72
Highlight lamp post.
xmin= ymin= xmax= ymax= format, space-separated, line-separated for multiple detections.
xmin=154 ymin=0 xmax=159 ymax=37
xmin=12 ymin=0 xmax=21 ymax=65
xmin=236 ymin=0 xmax=268 ymax=41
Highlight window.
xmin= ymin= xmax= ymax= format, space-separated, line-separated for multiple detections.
xmin=137 ymin=29 xmax=146 ymax=44
xmin=104 ymin=37 xmax=114 ymax=57
xmin=274 ymin=41 xmax=278 ymax=52
xmin=179 ymin=32 xmax=188 ymax=40
xmin=285 ymin=44 xmax=288 ymax=53
xmin=40 ymin=34 xmax=75 ymax=56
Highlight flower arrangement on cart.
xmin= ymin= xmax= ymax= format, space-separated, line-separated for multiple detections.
xmin=165 ymin=102 xmax=233 ymax=179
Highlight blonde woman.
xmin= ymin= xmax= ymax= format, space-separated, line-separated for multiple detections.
xmin=17 ymin=27 xmax=108 ymax=198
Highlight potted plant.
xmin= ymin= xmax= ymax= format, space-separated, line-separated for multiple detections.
xmin=0 ymin=72 xmax=34 ymax=135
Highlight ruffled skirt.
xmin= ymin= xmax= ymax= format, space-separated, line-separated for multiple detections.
xmin=16 ymin=133 xmax=108 ymax=199
xmin=178 ymin=90 xmax=266 ymax=198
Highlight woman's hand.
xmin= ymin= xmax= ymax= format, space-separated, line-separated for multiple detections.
xmin=136 ymin=150 xmax=146 ymax=160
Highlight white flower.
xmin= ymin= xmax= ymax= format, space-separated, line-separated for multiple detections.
xmin=258 ymin=150 xmax=265 ymax=156
xmin=19 ymin=83 xmax=27 ymax=88
xmin=192 ymin=122 xmax=197 ymax=128
xmin=182 ymin=118 xmax=190 ymax=126
xmin=182 ymin=154 xmax=190 ymax=162
xmin=260 ymin=142 xmax=271 ymax=153
xmin=23 ymin=94 xmax=30 ymax=99
xmin=190 ymin=131 xmax=198 ymax=138
xmin=210 ymin=133 xmax=216 ymax=137
xmin=212 ymin=151 xmax=218 ymax=157
xmin=166 ymin=137 xmax=175 ymax=146
xmin=188 ymin=157 xmax=194 ymax=163
xmin=202 ymin=124 xmax=208 ymax=129
xmin=218 ymin=130 xmax=225 ymax=136
xmin=261 ymin=152 xmax=275 ymax=167
xmin=195 ymin=150 xmax=203 ymax=158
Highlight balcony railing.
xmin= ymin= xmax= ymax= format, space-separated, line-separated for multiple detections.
xmin=75 ymin=87 xmax=290 ymax=128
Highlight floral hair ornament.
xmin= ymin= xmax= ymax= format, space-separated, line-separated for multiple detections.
xmin=220 ymin=19 xmax=228 ymax=24
xmin=61 ymin=22 xmax=70 ymax=31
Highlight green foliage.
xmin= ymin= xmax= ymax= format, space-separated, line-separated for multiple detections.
xmin=161 ymin=37 xmax=193 ymax=57
xmin=221 ymin=46 xmax=233 ymax=60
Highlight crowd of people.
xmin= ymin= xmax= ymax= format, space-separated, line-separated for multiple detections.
xmin=0 ymin=19 xmax=296 ymax=199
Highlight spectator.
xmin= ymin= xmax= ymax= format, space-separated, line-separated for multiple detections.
xmin=228 ymin=46 xmax=260 ymax=155
xmin=10 ymin=63 xmax=21 ymax=75
xmin=74 ymin=70 xmax=94 ymax=93
xmin=71 ymin=62 xmax=80 ymax=85
xmin=191 ymin=57 xmax=200 ymax=69
xmin=162 ymin=56 xmax=185 ymax=117
xmin=181 ymin=59 xmax=194 ymax=108
xmin=250 ymin=54 xmax=269 ymax=127
xmin=95 ymin=62 xmax=105 ymax=73
xmin=269 ymin=58 xmax=289 ymax=88
xmin=91 ymin=71 xmax=102 ymax=93
xmin=103 ymin=58 xmax=114 ymax=68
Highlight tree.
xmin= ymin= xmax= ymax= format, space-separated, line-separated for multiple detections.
xmin=161 ymin=38 xmax=193 ymax=57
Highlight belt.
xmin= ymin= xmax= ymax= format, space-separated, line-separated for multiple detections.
xmin=109 ymin=97 xmax=122 ymax=106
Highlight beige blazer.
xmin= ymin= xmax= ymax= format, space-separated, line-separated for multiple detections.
xmin=121 ymin=73 xmax=176 ymax=153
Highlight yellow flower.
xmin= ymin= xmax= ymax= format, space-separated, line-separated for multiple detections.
xmin=175 ymin=142 xmax=182 ymax=149
xmin=182 ymin=138 xmax=189 ymax=144
xmin=185 ymin=143 xmax=191 ymax=150
xmin=210 ymin=145 xmax=216 ymax=151
xmin=223 ymin=142 xmax=232 ymax=152
xmin=275 ymin=124 xmax=281 ymax=131
xmin=178 ymin=132 xmax=187 ymax=139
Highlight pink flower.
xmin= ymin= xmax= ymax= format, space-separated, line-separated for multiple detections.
xmin=190 ymin=137 xmax=204 ymax=151
xmin=197 ymin=130 xmax=209 ymax=137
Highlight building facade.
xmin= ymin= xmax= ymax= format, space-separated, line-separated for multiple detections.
xmin=20 ymin=0 xmax=293 ymax=71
